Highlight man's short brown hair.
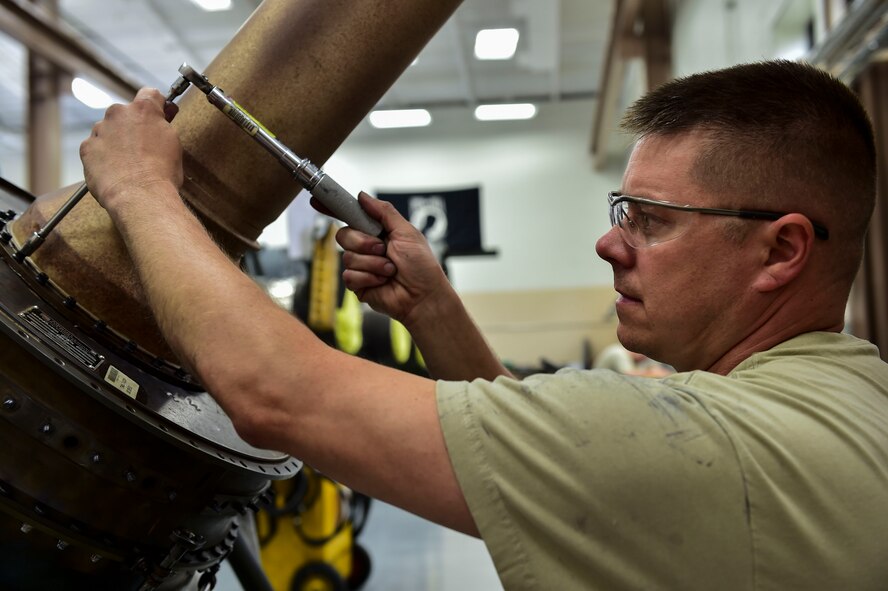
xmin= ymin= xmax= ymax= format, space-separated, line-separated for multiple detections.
xmin=621 ymin=60 xmax=876 ymax=261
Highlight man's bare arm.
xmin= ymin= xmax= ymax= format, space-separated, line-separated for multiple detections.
xmin=81 ymin=88 xmax=477 ymax=535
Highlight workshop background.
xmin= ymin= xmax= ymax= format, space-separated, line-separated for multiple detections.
xmin=0 ymin=0 xmax=885 ymax=589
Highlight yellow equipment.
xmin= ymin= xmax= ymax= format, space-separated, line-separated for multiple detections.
xmin=256 ymin=467 xmax=371 ymax=591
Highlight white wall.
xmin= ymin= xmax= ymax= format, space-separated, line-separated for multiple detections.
xmin=673 ymin=0 xmax=815 ymax=76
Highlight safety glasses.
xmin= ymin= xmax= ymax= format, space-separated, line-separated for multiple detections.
xmin=607 ymin=191 xmax=830 ymax=248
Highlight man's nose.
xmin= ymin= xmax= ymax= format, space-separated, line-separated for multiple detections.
xmin=595 ymin=226 xmax=634 ymax=267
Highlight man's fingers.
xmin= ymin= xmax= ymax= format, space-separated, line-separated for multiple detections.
xmin=336 ymin=226 xmax=386 ymax=255
xmin=134 ymin=86 xmax=166 ymax=108
xmin=342 ymin=251 xmax=396 ymax=277
xmin=357 ymin=192 xmax=418 ymax=237
xmin=342 ymin=269 xmax=390 ymax=291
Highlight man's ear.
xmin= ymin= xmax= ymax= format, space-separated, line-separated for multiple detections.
xmin=751 ymin=213 xmax=815 ymax=293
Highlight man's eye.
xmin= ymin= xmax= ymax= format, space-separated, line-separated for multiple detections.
xmin=634 ymin=211 xmax=669 ymax=234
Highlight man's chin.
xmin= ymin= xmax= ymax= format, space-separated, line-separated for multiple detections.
xmin=616 ymin=328 xmax=656 ymax=361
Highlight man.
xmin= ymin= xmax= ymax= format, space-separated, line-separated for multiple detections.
xmin=81 ymin=60 xmax=887 ymax=589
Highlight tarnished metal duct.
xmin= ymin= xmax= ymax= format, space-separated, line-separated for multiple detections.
xmin=0 ymin=0 xmax=462 ymax=588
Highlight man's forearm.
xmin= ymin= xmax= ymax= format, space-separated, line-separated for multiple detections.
xmin=104 ymin=183 xmax=477 ymax=534
xmin=404 ymin=287 xmax=512 ymax=382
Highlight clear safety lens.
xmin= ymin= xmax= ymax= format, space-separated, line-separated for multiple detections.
xmin=610 ymin=198 xmax=694 ymax=248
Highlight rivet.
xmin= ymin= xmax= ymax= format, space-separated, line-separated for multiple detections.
xmin=40 ymin=422 xmax=54 ymax=435
xmin=90 ymin=554 xmax=102 ymax=563
xmin=2 ymin=397 xmax=16 ymax=411
xmin=167 ymin=490 xmax=178 ymax=501
xmin=20 ymin=523 xmax=32 ymax=534
xmin=35 ymin=272 xmax=48 ymax=285
xmin=91 ymin=452 xmax=102 ymax=464
xmin=56 ymin=540 xmax=68 ymax=550
xmin=125 ymin=471 xmax=137 ymax=483
xmin=62 ymin=296 xmax=77 ymax=309
xmin=34 ymin=503 xmax=46 ymax=515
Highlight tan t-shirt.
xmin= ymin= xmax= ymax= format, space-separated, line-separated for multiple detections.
xmin=437 ymin=332 xmax=888 ymax=590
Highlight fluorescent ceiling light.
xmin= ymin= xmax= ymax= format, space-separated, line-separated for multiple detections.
xmin=369 ymin=109 xmax=432 ymax=129
xmin=474 ymin=103 xmax=537 ymax=121
xmin=190 ymin=0 xmax=232 ymax=11
xmin=71 ymin=77 xmax=117 ymax=109
xmin=474 ymin=28 xmax=520 ymax=60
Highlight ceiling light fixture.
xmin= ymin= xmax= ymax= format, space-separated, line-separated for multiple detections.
xmin=369 ymin=109 xmax=432 ymax=129
xmin=474 ymin=28 xmax=520 ymax=60
xmin=474 ymin=103 xmax=537 ymax=121
xmin=189 ymin=0 xmax=232 ymax=11
xmin=71 ymin=77 xmax=117 ymax=109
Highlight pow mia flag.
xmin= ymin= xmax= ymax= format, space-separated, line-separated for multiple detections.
xmin=376 ymin=187 xmax=495 ymax=261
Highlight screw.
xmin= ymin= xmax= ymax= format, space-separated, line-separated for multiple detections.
xmin=125 ymin=470 xmax=137 ymax=483
xmin=2 ymin=397 xmax=16 ymax=411
xmin=90 ymin=452 xmax=102 ymax=464
xmin=40 ymin=422 xmax=54 ymax=435
xmin=56 ymin=540 xmax=68 ymax=550
xmin=167 ymin=490 xmax=178 ymax=501
xmin=20 ymin=523 xmax=32 ymax=534
xmin=90 ymin=554 xmax=102 ymax=563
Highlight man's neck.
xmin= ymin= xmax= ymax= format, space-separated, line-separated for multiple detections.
xmin=704 ymin=320 xmax=844 ymax=375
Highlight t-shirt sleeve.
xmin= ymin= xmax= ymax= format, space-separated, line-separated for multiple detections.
xmin=436 ymin=369 xmax=753 ymax=591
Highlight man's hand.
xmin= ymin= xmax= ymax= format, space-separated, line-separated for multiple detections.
xmin=325 ymin=192 xmax=452 ymax=329
xmin=80 ymin=87 xmax=183 ymax=211
xmin=327 ymin=193 xmax=511 ymax=380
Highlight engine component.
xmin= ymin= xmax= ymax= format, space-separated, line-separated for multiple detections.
xmin=0 ymin=187 xmax=300 ymax=589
